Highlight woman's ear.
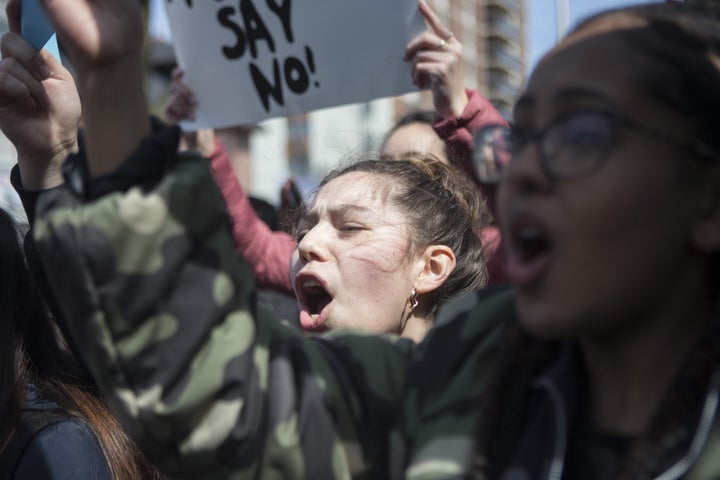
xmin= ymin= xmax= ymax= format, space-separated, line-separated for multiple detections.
xmin=414 ymin=245 xmax=456 ymax=294
xmin=693 ymin=165 xmax=720 ymax=252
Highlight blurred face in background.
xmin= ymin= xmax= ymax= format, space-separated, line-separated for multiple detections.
xmin=381 ymin=122 xmax=449 ymax=164
xmin=498 ymin=15 xmax=711 ymax=339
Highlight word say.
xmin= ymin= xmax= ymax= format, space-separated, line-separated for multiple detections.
xmin=168 ymin=0 xmax=320 ymax=113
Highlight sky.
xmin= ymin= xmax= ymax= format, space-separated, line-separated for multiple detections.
xmin=527 ymin=0 xmax=655 ymax=71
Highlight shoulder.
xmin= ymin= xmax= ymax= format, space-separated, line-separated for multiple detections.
xmin=14 ymin=417 xmax=111 ymax=480
xmin=401 ymin=286 xmax=515 ymax=478
xmin=428 ymin=284 xmax=515 ymax=346
xmin=410 ymin=285 xmax=515 ymax=401
xmin=414 ymin=285 xmax=515 ymax=389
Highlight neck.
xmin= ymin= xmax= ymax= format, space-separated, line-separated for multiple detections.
xmin=580 ymin=273 xmax=712 ymax=436
xmin=400 ymin=315 xmax=432 ymax=342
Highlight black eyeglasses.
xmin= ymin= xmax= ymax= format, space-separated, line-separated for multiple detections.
xmin=473 ymin=110 xmax=718 ymax=182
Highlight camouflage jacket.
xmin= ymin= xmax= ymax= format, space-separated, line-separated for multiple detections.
xmin=32 ymin=126 xmax=511 ymax=479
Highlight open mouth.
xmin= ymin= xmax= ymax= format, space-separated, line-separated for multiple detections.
xmin=505 ymin=217 xmax=553 ymax=287
xmin=296 ymin=276 xmax=333 ymax=330
xmin=512 ymin=226 xmax=550 ymax=263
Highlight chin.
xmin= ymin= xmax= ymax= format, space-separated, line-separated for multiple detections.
xmin=515 ymin=298 xmax=577 ymax=341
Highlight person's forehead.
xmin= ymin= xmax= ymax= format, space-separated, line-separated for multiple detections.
xmin=517 ymin=20 xmax=679 ymax=127
xmin=391 ymin=121 xmax=437 ymax=137
xmin=383 ymin=123 xmax=445 ymax=154
xmin=316 ymin=172 xmax=391 ymax=204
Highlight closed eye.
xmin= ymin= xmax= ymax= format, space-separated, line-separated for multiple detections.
xmin=339 ymin=224 xmax=364 ymax=234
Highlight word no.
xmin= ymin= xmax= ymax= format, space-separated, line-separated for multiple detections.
xmin=217 ymin=0 xmax=319 ymax=112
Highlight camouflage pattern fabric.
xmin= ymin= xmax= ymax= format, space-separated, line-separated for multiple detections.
xmin=30 ymin=143 xmax=720 ymax=479
xmin=33 ymin=148 xmax=512 ymax=479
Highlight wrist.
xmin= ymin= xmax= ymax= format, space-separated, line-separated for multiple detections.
xmin=76 ymin=54 xmax=151 ymax=176
xmin=17 ymin=138 xmax=78 ymax=190
xmin=447 ymin=90 xmax=470 ymax=119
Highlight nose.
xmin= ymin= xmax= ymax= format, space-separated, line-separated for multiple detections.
xmin=500 ymin=142 xmax=553 ymax=196
xmin=296 ymin=224 xmax=330 ymax=264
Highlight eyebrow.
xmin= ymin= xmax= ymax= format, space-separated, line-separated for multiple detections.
xmin=331 ymin=204 xmax=372 ymax=216
xmin=553 ymin=87 xmax=615 ymax=105
xmin=297 ymin=204 xmax=372 ymax=226
xmin=515 ymin=87 xmax=617 ymax=117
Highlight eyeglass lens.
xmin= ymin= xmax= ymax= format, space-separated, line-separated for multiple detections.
xmin=474 ymin=112 xmax=616 ymax=181
xmin=542 ymin=112 xmax=614 ymax=179
xmin=473 ymin=125 xmax=512 ymax=184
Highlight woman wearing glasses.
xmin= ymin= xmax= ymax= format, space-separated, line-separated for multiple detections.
xmin=470 ymin=2 xmax=720 ymax=478
xmin=28 ymin=0 xmax=720 ymax=478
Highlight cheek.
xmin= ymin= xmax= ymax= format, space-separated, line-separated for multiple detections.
xmin=549 ymin=177 xmax=691 ymax=322
xmin=571 ymin=171 xmax=682 ymax=252
xmin=334 ymin=235 xmax=412 ymax=298
xmin=344 ymin=236 xmax=409 ymax=273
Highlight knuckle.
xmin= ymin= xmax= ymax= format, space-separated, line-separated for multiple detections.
xmin=0 ymin=56 xmax=18 ymax=73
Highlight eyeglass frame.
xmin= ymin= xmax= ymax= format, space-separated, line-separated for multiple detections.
xmin=473 ymin=109 xmax=718 ymax=182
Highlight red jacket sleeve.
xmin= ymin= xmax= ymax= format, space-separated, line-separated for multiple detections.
xmin=435 ymin=90 xmax=509 ymax=285
xmin=208 ymin=138 xmax=296 ymax=295
xmin=433 ymin=88 xmax=508 ymax=186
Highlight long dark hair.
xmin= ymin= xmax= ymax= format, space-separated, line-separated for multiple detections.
xmin=0 ymin=208 xmax=161 ymax=479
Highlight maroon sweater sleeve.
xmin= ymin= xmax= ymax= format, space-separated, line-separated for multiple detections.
xmin=208 ymin=138 xmax=296 ymax=295
xmin=433 ymin=88 xmax=508 ymax=185
xmin=435 ymin=89 xmax=509 ymax=285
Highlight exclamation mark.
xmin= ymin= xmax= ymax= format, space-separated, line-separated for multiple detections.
xmin=306 ymin=46 xmax=319 ymax=88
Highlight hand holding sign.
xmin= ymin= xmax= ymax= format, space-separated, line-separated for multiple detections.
xmin=165 ymin=67 xmax=219 ymax=156
xmin=0 ymin=30 xmax=80 ymax=189
xmin=405 ymin=0 xmax=468 ymax=120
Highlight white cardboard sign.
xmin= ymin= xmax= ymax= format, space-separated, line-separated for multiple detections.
xmin=163 ymin=0 xmax=426 ymax=129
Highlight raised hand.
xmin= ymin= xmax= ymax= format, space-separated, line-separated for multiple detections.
xmin=31 ymin=0 xmax=150 ymax=176
xmin=165 ymin=69 xmax=197 ymax=125
xmin=0 ymin=32 xmax=80 ymax=189
xmin=404 ymin=0 xmax=469 ymax=119
xmin=165 ymin=68 xmax=217 ymax=157
xmin=35 ymin=0 xmax=144 ymax=75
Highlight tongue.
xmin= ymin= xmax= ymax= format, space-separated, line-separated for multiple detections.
xmin=505 ymin=247 xmax=550 ymax=288
xmin=300 ymin=293 xmax=332 ymax=330
xmin=299 ymin=310 xmax=321 ymax=330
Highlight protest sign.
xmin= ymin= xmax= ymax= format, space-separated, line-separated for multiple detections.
xmin=164 ymin=0 xmax=425 ymax=129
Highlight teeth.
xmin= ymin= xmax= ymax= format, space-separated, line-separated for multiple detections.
xmin=310 ymin=313 xmax=319 ymax=319
xmin=302 ymin=279 xmax=321 ymax=288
